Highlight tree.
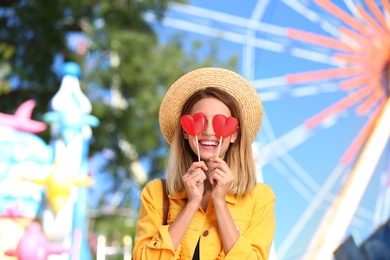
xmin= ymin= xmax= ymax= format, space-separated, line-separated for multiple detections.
xmin=0 ymin=0 xmax=238 ymax=253
xmin=1 ymin=0 xmax=237 ymax=183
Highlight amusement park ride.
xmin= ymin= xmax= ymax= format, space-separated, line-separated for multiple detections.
xmin=148 ymin=0 xmax=390 ymax=259
xmin=0 ymin=62 xmax=99 ymax=260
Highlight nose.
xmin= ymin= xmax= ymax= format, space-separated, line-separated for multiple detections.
xmin=203 ymin=120 xmax=215 ymax=136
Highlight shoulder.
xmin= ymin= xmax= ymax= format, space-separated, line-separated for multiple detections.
xmin=140 ymin=178 xmax=165 ymax=200
xmin=249 ymin=182 xmax=276 ymax=205
xmin=144 ymin=178 xmax=164 ymax=189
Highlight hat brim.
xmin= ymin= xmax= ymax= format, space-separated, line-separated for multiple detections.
xmin=159 ymin=67 xmax=263 ymax=144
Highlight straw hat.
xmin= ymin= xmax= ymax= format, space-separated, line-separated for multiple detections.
xmin=159 ymin=67 xmax=263 ymax=144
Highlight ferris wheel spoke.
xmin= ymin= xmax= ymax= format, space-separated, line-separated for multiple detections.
xmin=353 ymin=203 xmax=375 ymax=222
xmin=289 ymin=84 xmax=338 ymax=97
xmin=254 ymin=77 xmax=340 ymax=101
xmin=373 ymin=169 xmax=390 ymax=227
xmin=356 ymin=89 xmax=386 ymax=115
xmin=341 ymin=100 xmax=385 ymax=165
xmin=339 ymin=26 xmax=372 ymax=48
xmin=339 ymin=73 xmax=371 ymax=90
xmin=169 ymin=2 xmax=287 ymax=37
xmin=164 ymin=2 xmax=288 ymax=38
xmin=286 ymin=67 xmax=363 ymax=85
xmin=349 ymin=215 xmax=369 ymax=230
xmin=261 ymin=128 xmax=331 ymax=197
xmin=343 ymin=0 xmax=361 ymax=18
xmin=285 ymin=66 xmax=365 ymax=84
xmin=315 ymin=0 xmax=375 ymax=38
xmin=304 ymin=83 xmax=376 ymax=129
xmin=252 ymin=77 xmax=286 ymax=90
xmin=282 ymin=0 xmax=320 ymax=23
xmin=279 ymin=152 xmax=323 ymax=193
xmin=365 ymin=0 xmax=388 ymax=29
xmin=269 ymin=158 xmax=315 ymax=201
xmin=287 ymin=28 xmax=354 ymax=52
xmin=383 ymin=0 xmax=390 ymax=21
xmin=378 ymin=181 xmax=390 ymax=225
xmin=282 ymin=0 xmax=340 ymax=37
xmin=243 ymin=0 xmax=272 ymax=80
xmin=260 ymin=109 xmax=344 ymax=168
xmin=260 ymin=124 xmax=313 ymax=166
xmin=356 ymin=5 xmax=388 ymax=37
xmin=290 ymin=48 xmax=338 ymax=65
xmin=250 ymin=0 xmax=271 ymax=20
xmin=145 ymin=14 xmax=286 ymax=53
xmin=169 ymin=2 xmax=268 ymax=31
xmin=383 ymin=187 xmax=390 ymax=221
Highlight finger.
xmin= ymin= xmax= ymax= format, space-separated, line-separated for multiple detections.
xmin=209 ymin=169 xmax=222 ymax=182
xmin=208 ymin=170 xmax=222 ymax=185
xmin=185 ymin=168 xmax=202 ymax=177
xmin=209 ymin=168 xmax=232 ymax=185
xmin=183 ymin=168 xmax=198 ymax=179
xmin=184 ymin=161 xmax=208 ymax=179
xmin=210 ymin=157 xmax=224 ymax=164
xmin=209 ymin=157 xmax=227 ymax=171
xmin=183 ymin=168 xmax=206 ymax=184
xmin=191 ymin=161 xmax=208 ymax=172
xmin=209 ymin=165 xmax=228 ymax=179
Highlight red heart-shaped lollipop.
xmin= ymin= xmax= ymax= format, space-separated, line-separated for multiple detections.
xmin=212 ymin=114 xmax=238 ymax=138
xmin=181 ymin=113 xmax=206 ymax=136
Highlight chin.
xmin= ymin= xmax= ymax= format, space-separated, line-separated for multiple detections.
xmin=200 ymin=154 xmax=218 ymax=161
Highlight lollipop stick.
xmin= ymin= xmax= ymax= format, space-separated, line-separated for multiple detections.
xmin=196 ymin=135 xmax=201 ymax=161
xmin=216 ymin=136 xmax=222 ymax=158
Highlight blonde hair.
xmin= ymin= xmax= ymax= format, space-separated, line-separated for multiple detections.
xmin=164 ymin=88 xmax=257 ymax=197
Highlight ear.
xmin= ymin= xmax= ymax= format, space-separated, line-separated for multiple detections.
xmin=230 ymin=126 xmax=239 ymax=143
xmin=183 ymin=130 xmax=189 ymax=139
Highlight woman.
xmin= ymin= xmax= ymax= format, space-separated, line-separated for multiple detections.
xmin=133 ymin=67 xmax=276 ymax=259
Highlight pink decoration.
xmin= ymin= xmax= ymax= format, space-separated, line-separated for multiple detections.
xmin=0 ymin=203 xmax=25 ymax=219
xmin=4 ymin=222 xmax=70 ymax=260
xmin=0 ymin=100 xmax=46 ymax=133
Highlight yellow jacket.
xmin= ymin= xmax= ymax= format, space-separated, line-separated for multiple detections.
xmin=133 ymin=179 xmax=276 ymax=259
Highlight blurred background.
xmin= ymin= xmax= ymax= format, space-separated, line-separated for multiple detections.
xmin=0 ymin=0 xmax=389 ymax=259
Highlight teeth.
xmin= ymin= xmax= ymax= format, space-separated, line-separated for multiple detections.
xmin=200 ymin=140 xmax=218 ymax=146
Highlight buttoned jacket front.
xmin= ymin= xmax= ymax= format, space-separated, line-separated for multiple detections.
xmin=133 ymin=179 xmax=276 ymax=260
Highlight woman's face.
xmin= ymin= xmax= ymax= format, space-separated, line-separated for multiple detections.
xmin=184 ymin=97 xmax=238 ymax=161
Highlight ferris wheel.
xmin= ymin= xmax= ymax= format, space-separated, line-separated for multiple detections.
xmin=147 ymin=0 xmax=390 ymax=259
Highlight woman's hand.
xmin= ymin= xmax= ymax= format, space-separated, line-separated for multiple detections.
xmin=208 ymin=157 xmax=234 ymax=202
xmin=182 ymin=161 xmax=208 ymax=206
xmin=169 ymin=161 xmax=207 ymax=250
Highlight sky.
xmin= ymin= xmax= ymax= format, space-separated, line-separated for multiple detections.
xmin=149 ymin=0 xmax=390 ymax=259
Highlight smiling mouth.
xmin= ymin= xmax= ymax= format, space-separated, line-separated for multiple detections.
xmin=199 ymin=140 xmax=219 ymax=148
